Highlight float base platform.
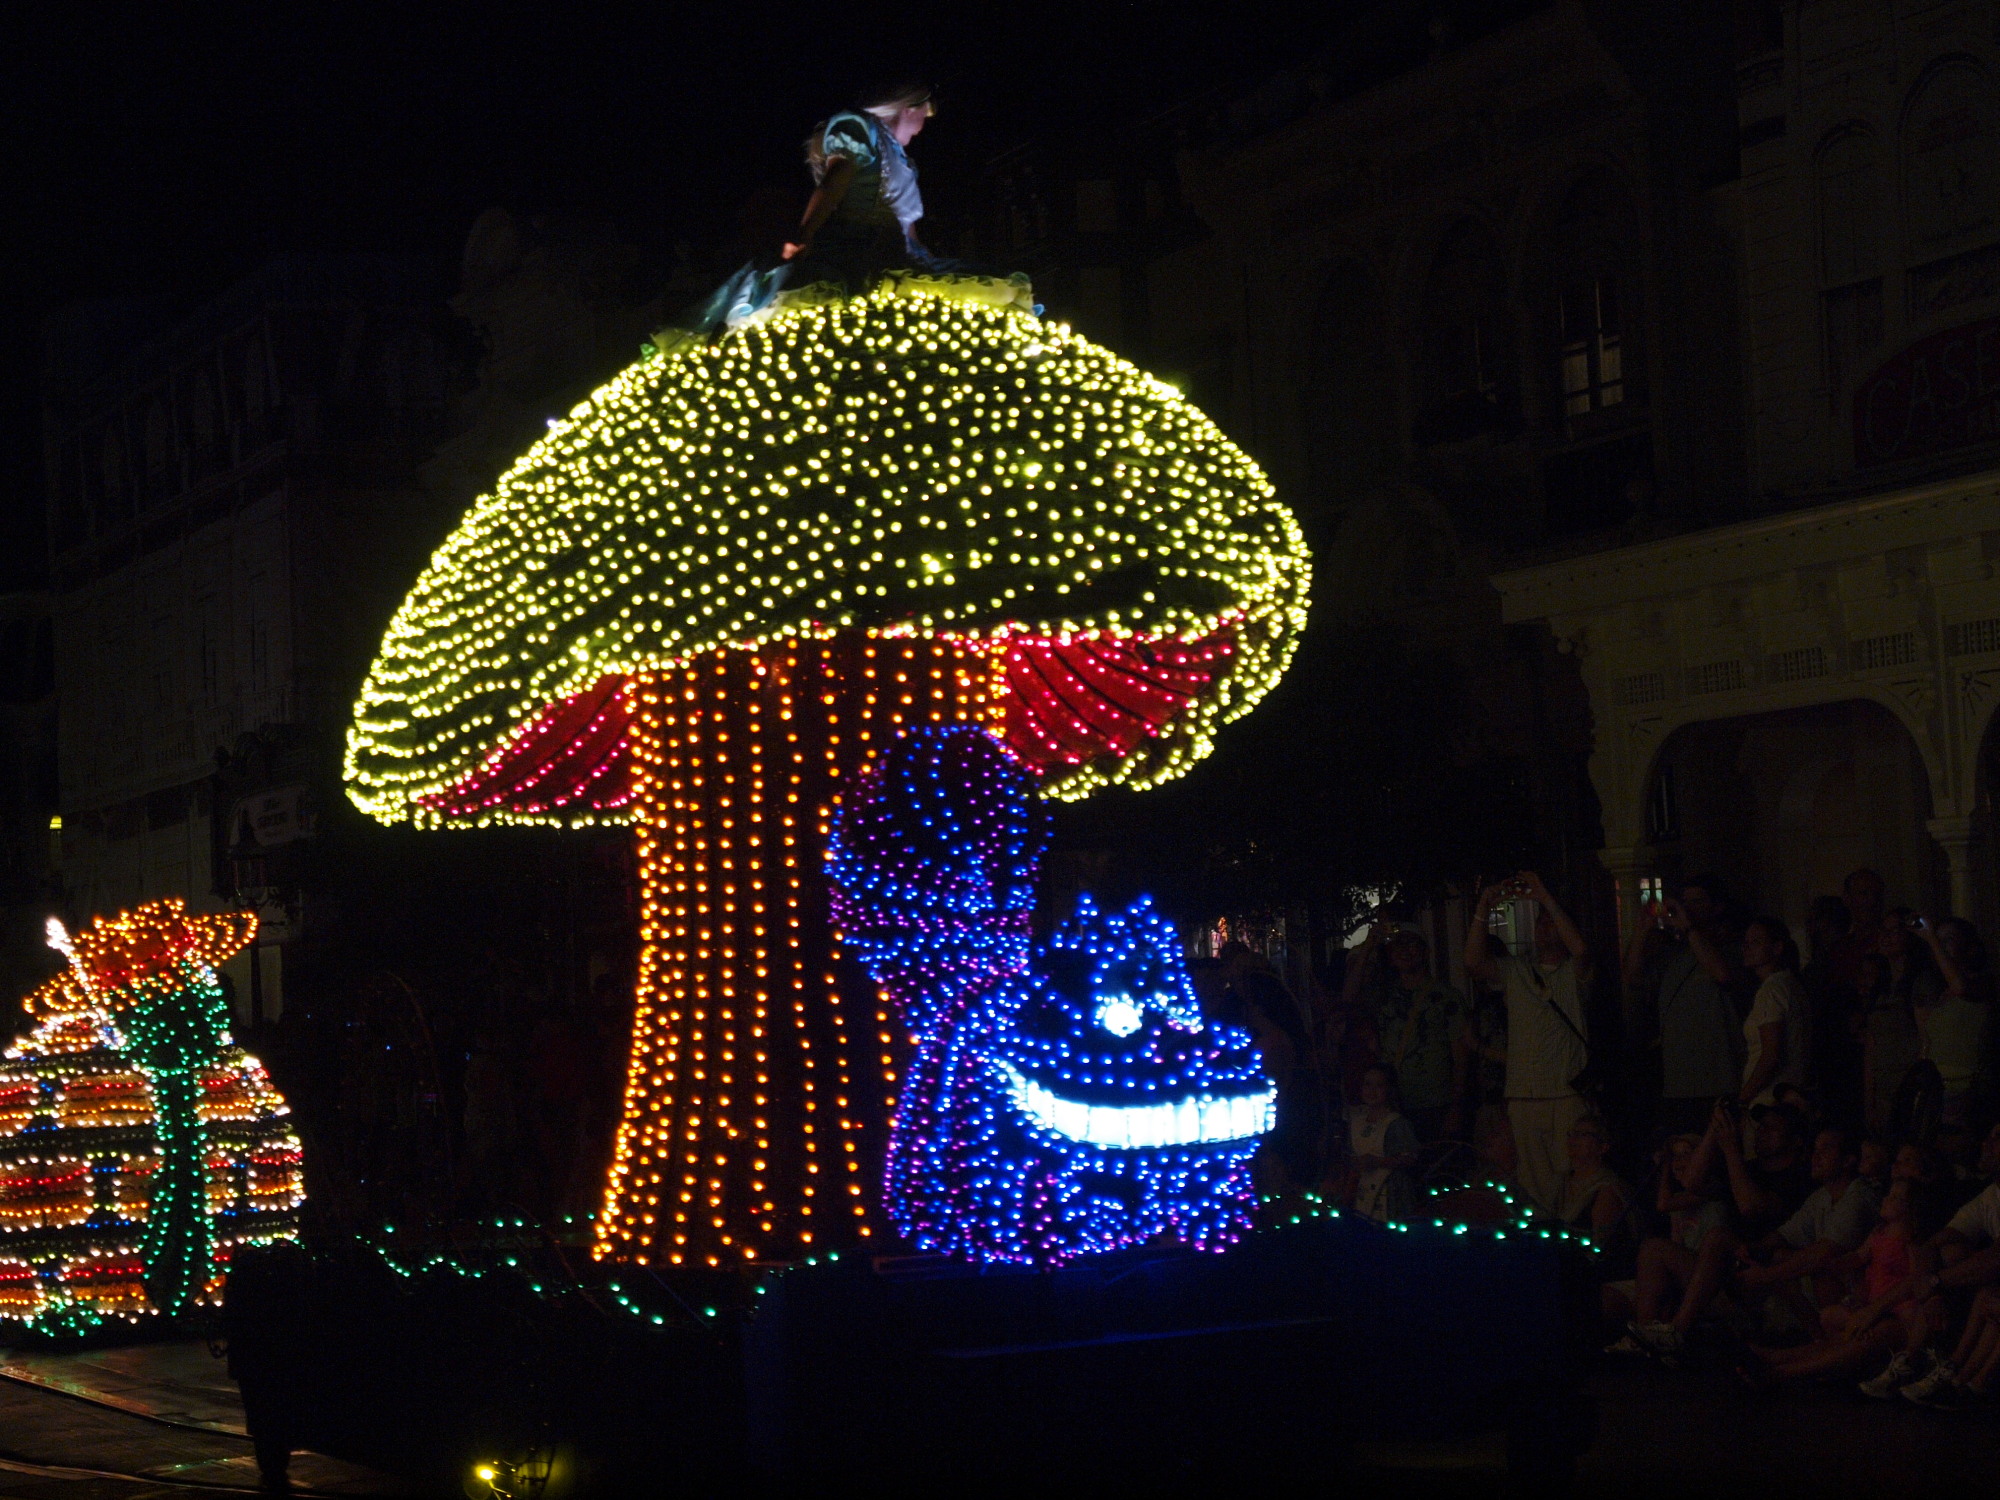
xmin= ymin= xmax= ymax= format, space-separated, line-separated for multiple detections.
xmin=226 ymin=1214 xmax=1594 ymax=1493
xmin=747 ymin=1214 xmax=1596 ymax=1488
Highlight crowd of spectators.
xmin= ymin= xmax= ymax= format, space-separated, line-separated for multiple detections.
xmin=1219 ymin=864 xmax=2000 ymax=1411
xmin=246 ymin=842 xmax=2000 ymax=1416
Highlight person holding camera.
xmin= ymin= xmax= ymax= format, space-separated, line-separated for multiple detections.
xmin=1465 ymin=872 xmax=1595 ymax=1216
xmin=1624 ymin=1098 xmax=1814 ymax=1359
xmin=1622 ymin=877 xmax=1746 ymax=1138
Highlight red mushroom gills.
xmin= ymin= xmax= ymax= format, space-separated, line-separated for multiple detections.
xmin=417 ymin=624 xmax=1236 ymax=820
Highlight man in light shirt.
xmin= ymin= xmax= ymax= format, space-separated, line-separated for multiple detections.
xmin=1735 ymin=1125 xmax=1879 ymax=1308
xmin=1464 ymin=871 xmax=1594 ymax=1215
xmin=1931 ymin=1122 xmax=2000 ymax=1270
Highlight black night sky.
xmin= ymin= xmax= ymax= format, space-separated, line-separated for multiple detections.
xmin=4 ymin=0 xmax=1355 ymax=588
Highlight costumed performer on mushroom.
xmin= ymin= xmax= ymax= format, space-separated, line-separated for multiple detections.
xmin=676 ymin=82 xmax=1027 ymax=340
xmin=788 ymin=83 xmax=948 ymax=282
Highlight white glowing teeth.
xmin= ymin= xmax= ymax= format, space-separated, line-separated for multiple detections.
xmin=999 ymin=1064 xmax=1275 ymax=1148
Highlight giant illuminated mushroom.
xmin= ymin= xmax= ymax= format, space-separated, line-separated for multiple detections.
xmin=344 ymin=278 xmax=1310 ymax=1268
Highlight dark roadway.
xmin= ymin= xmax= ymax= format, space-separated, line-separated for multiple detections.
xmin=0 ymin=1356 xmax=415 ymax=1499
xmin=1352 ymin=1358 xmax=2000 ymax=1498
xmin=1 ymin=1346 xmax=1996 ymax=1497
xmin=1581 ymin=1359 xmax=2000 ymax=1496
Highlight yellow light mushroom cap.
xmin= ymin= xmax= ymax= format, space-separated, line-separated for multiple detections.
xmin=344 ymin=281 xmax=1310 ymax=826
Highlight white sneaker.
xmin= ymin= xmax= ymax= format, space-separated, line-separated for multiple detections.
xmin=1858 ymin=1351 xmax=1916 ymax=1400
xmin=1900 ymin=1357 xmax=1958 ymax=1403
xmin=1632 ymin=1320 xmax=1683 ymax=1358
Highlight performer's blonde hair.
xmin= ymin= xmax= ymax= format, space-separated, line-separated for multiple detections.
xmin=805 ymin=85 xmax=934 ymax=180
xmin=861 ymin=83 xmax=934 ymax=120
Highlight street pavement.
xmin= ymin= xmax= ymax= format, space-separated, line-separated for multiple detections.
xmin=0 ymin=1344 xmax=422 ymax=1498
xmin=3 ymin=1339 xmax=1997 ymax=1495
xmin=1353 ymin=1357 xmax=2000 ymax=1497
xmin=1583 ymin=1356 xmax=2000 ymax=1495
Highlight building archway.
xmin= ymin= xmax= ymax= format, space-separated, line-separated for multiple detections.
xmin=1643 ymin=699 xmax=1944 ymax=932
xmin=1494 ymin=478 xmax=2000 ymax=942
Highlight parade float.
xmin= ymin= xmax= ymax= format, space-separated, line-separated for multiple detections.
xmin=828 ymin=722 xmax=1276 ymax=1264
xmin=341 ymin=273 xmax=1310 ymax=1272
xmin=0 ymin=900 xmax=303 ymax=1337
xmin=224 ymin=272 xmax=1591 ymax=1494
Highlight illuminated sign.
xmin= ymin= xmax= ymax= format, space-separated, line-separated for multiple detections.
xmin=1854 ymin=315 xmax=2000 ymax=468
xmin=230 ymin=786 xmax=314 ymax=848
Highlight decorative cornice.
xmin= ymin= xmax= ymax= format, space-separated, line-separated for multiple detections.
xmin=1494 ymin=472 xmax=2000 ymax=622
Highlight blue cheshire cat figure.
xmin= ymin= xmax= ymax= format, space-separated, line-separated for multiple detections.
xmin=828 ymin=724 xmax=1274 ymax=1266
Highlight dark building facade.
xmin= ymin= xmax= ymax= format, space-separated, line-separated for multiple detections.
xmin=976 ymin=0 xmax=2000 ymax=964
xmin=969 ymin=1 xmax=1746 ymax=964
xmin=34 ymin=230 xmax=668 ymax=1223
xmin=39 ymin=256 xmax=460 ymax=1012
xmin=1495 ymin=0 xmax=2000 ymax=947
xmin=0 ymin=591 xmax=56 ymax=1002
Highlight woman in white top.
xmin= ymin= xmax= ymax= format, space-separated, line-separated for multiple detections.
xmin=1740 ymin=916 xmax=1810 ymax=1108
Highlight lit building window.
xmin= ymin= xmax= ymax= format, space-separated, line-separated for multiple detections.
xmin=1546 ymin=175 xmax=1641 ymax=431
xmin=1559 ymin=275 xmax=1622 ymax=416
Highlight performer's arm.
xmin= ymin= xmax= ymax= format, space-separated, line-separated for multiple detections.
xmin=784 ymin=157 xmax=856 ymax=260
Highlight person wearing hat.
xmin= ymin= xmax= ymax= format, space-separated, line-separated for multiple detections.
xmin=1732 ymin=1099 xmax=1816 ymax=1233
xmin=1627 ymin=1098 xmax=1814 ymax=1359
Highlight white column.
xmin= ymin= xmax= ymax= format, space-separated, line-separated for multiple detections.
xmin=1927 ymin=812 xmax=1984 ymax=922
xmin=1598 ymin=843 xmax=1657 ymax=946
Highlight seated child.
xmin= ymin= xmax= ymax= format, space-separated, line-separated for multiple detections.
xmin=1341 ymin=1063 xmax=1418 ymax=1224
xmin=1604 ymin=1131 xmax=1728 ymax=1341
xmin=1740 ymin=1177 xmax=1941 ymax=1387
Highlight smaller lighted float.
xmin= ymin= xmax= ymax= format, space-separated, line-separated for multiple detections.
xmin=0 ymin=899 xmax=302 ymax=1334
